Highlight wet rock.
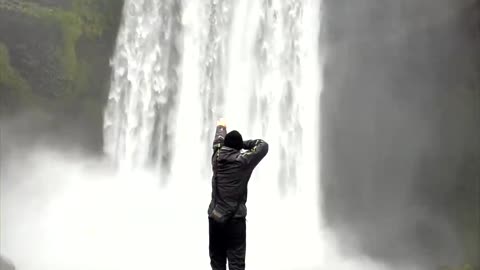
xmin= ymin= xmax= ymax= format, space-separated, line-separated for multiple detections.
xmin=0 ymin=256 xmax=15 ymax=270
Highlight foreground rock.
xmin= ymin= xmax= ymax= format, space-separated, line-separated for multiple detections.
xmin=0 ymin=256 xmax=15 ymax=270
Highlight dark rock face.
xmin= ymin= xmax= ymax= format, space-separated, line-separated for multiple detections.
xmin=0 ymin=0 xmax=124 ymax=153
xmin=34 ymin=0 xmax=71 ymax=8
xmin=321 ymin=0 xmax=480 ymax=269
xmin=0 ymin=256 xmax=15 ymax=270
xmin=0 ymin=9 xmax=64 ymax=98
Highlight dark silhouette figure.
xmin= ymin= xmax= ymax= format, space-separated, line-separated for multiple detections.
xmin=208 ymin=121 xmax=269 ymax=270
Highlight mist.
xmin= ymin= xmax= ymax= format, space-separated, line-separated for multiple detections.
xmin=1 ymin=0 xmax=479 ymax=269
xmin=0 ymin=127 xmax=403 ymax=270
xmin=321 ymin=0 xmax=480 ymax=268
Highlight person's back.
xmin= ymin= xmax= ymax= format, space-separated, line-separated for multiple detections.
xmin=208 ymin=119 xmax=268 ymax=270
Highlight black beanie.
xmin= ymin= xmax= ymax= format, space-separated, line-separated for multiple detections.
xmin=224 ymin=130 xmax=243 ymax=150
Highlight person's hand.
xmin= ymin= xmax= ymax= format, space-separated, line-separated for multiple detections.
xmin=217 ymin=118 xmax=226 ymax=127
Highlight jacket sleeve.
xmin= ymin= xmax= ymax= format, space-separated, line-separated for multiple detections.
xmin=212 ymin=125 xmax=227 ymax=152
xmin=241 ymin=139 xmax=269 ymax=169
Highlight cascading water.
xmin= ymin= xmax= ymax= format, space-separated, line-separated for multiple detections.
xmin=103 ymin=0 xmax=329 ymax=268
xmin=103 ymin=0 xmax=182 ymax=171
xmin=102 ymin=0 xmax=386 ymax=269
xmin=0 ymin=2 xmax=416 ymax=270
xmin=103 ymin=0 xmax=319 ymax=190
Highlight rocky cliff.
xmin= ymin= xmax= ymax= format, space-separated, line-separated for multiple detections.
xmin=321 ymin=0 xmax=480 ymax=269
xmin=0 ymin=0 xmax=123 ymax=152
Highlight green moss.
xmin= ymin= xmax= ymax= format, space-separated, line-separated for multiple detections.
xmin=0 ymin=0 xmax=119 ymax=96
xmin=461 ymin=216 xmax=479 ymax=270
xmin=440 ymin=264 xmax=477 ymax=270
xmin=0 ymin=42 xmax=33 ymax=107
xmin=72 ymin=0 xmax=107 ymax=38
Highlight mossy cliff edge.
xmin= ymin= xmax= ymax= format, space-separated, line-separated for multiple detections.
xmin=0 ymin=0 xmax=123 ymax=150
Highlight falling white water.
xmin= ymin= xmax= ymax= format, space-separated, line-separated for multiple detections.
xmin=103 ymin=0 xmax=182 ymax=171
xmin=0 ymin=1 xmax=408 ymax=270
xmin=103 ymin=0 xmax=319 ymax=189
xmin=101 ymin=0 xmax=394 ymax=269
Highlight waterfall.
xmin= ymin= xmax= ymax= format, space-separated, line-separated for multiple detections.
xmin=103 ymin=0 xmax=325 ymax=267
xmin=103 ymin=0 xmax=181 ymax=171
xmin=100 ymin=1 xmax=393 ymax=269
xmin=0 ymin=1 xmax=421 ymax=270
xmin=104 ymin=0 xmax=321 ymax=190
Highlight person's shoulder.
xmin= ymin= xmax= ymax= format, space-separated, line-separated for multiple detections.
xmin=236 ymin=150 xmax=253 ymax=163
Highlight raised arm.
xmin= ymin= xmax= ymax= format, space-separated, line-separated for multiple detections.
xmin=241 ymin=139 xmax=269 ymax=169
xmin=212 ymin=119 xmax=227 ymax=152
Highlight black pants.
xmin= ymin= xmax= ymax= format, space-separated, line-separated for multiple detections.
xmin=209 ymin=217 xmax=246 ymax=270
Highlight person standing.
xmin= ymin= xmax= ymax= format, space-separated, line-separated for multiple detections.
xmin=208 ymin=118 xmax=269 ymax=270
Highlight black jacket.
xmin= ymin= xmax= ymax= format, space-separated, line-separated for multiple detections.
xmin=208 ymin=125 xmax=269 ymax=218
